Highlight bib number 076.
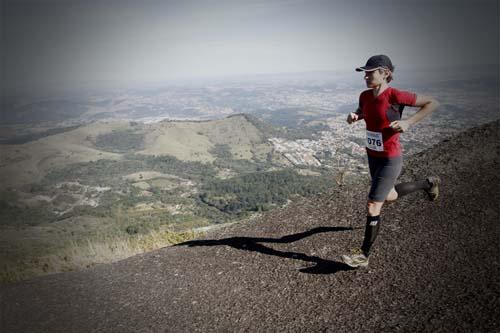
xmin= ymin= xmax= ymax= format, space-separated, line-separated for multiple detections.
xmin=367 ymin=137 xmax=382 ymax=146
xmin=366 ymin=130 xmax=384 ymax=152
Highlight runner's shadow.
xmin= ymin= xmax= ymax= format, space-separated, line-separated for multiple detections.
xmin=175 ymin=226 xmax=357 ymax=275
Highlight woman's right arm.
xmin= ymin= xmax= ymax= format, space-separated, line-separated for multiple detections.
xmin=347 ymin=107 xmax=363 ymax=124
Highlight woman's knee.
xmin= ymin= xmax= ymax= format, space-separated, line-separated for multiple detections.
xmin=386 ymin=187 xmax=398 ymax=201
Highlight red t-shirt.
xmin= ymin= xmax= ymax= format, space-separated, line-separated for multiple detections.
xmin=358 ymin=87 xmax=417 ymax=158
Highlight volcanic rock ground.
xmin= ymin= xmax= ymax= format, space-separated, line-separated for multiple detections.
xmin=1 ymin=120 xmax=499 ymax=332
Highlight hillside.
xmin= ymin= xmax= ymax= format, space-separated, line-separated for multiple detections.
xmin=0 ymin=121 xmax=126 ymax=187
xmin=1 ymin=120 xmax=499 ymax=332
xmin=138 ymin=114 xmax=270 ymax=162
xmin=0 ymin=114 xmax=275 ymax=188
xmin=1 ymin=113 xmax=335 ymax=281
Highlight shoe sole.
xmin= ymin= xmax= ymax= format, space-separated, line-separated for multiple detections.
xmin=341 ymin=255 xmax=369 ymax=268
xmin=426 ymin=176 xmax=440 ymax=201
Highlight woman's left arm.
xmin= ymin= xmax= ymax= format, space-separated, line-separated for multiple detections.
xmin=390 ymin=95 xmax=440 ymax=132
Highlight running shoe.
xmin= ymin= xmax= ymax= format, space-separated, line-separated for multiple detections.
xmin=425 ymin=176 xmax=441 ymax=201
xmin=341 ymin=248 xmax=369 ymax=268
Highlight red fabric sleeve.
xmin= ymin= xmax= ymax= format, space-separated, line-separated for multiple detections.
xmin=356 ymin=91 xmax=367 ymax=119
xmin=358 ymin=92 xmax=364 ymax=110
xmin=358 ymin=91 xmax=365 ymax=109
xmin=392 ymin=88 xmax=417 ymax=106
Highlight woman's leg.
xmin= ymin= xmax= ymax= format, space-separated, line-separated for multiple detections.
xmin=386 ymin=187 xmax=398 ymax=202
xmin=361 ymin=200 xmax=384 ymax=256
xmin=342 ymin=156 xmax=402 ymax=267
xmin=362 ymin=156 xmax=403 ymax=256
xmin=395 ymin=179 xmax=432 ymax=197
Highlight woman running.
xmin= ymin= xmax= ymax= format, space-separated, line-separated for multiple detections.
xmin=341 ymin=54 xmax=440 ymax=268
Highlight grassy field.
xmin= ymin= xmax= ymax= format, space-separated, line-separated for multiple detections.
xmin=0 ymin=209 xmax=207 ymax=283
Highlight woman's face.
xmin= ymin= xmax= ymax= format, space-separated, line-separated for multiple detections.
xmin=364 ymin=68 xmax=389 ymax=88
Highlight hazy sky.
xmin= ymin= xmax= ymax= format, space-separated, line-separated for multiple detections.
xmin=2 ymin=0 xmax=499 ymax=93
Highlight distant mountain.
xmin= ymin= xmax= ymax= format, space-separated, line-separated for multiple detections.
xmin=0 ymin=114 xmax=278 ymax=188
xmin=138 ymin=113 xmax=270 ymax=162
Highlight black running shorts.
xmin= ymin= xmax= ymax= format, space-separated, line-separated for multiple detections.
xmin=367 ymin=155 xmax=403 ymax=202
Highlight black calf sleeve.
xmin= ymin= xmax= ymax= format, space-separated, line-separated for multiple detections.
xmin=361 ymin=215 xmax=381 ymax=257
xmin=395 ymin=179 xmax=431 ymax=197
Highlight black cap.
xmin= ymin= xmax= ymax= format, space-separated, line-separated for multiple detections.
xmin=355 ymin=55 xmax=394 ymax=72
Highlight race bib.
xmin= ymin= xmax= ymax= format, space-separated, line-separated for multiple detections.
xmin=366 ymin=130 xmax=384 ymax=151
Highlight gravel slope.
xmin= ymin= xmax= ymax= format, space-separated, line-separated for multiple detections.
xmin=2 ymin=120 xmax=499 ymax=332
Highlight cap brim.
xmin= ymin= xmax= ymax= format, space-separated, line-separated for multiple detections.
xmin=355 ymin=66 xmax=382 ymax=72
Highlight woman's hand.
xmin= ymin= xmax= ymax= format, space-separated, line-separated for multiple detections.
xmin=347 ymin=112 xmax=359 ymax=124
xmin=389 ymin=120 xmax=410 ymax=132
